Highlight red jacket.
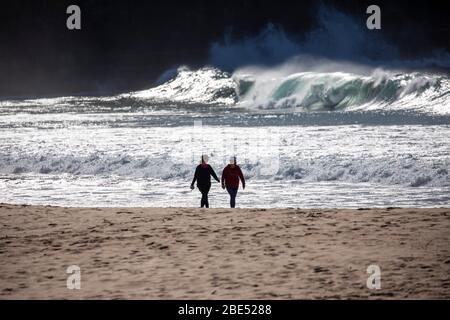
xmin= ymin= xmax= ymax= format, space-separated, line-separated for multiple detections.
xmin=221 ymin=164 xmax=245 ymax=189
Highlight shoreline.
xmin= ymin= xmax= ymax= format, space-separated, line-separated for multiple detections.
xmin=1 ymin=204 xmax=449 ymax=299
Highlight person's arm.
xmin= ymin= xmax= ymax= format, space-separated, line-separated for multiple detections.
xmin=221 ymin=167 xmax=226 ymax=188
xmin=238 ymin=166 xmax=245 ymax=189
xmin=209 ymin=165 xmax=220 ymax=182
xmin=191 ymin=166 xmax=199 ymax=187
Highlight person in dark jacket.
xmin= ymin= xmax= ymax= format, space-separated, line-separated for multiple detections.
xmin=221 ymin=156 xmax=245 ymax=208
xmin=191 ymin=154 xmax=220 ymax=208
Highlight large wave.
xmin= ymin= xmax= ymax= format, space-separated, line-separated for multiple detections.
xmin=125 ymin=65 xmax=450 ymax=114
xmin=130 ymin=66 xmax=238 ymax=105
xmin=234 ymin=66 xmax=450 ymax=113
xmin=125 ymin=5 xmax=450 ymax=113
xmin=1 ymin=65 xmax=449 ymax=115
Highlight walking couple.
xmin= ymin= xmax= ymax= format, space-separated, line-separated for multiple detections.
xmin=190 ymin=155 xmax=245 ymax=208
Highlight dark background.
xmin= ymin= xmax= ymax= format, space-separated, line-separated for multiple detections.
xmin=0 ymin=0 xmax=449 ymax=98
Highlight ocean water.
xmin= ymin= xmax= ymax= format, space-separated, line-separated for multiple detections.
xmin=1 ymin=67 xmax=450 ymax=208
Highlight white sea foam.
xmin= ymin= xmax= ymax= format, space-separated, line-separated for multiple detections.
xmin=0 ymin=125 xmax=449 ymax=187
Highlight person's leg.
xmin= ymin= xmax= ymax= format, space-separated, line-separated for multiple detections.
xmin=199 ymin=187 xmax=206 ymax=208
xmin=199 ymin=185 xmax=211 ymax=208
xmin=231 ymin=188 xmax=237 ymax=208
xmin=204 ymin=185 xmax=211 ymax=208
xmin=227 ymin=187 xmax=238 ymax=208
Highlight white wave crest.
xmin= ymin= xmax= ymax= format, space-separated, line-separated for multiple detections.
xmin=129 ymin=66 xmax=238 ymax=105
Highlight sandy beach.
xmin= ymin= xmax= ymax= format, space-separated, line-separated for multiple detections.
xmin=0 ymin=204 xmax=449 ymax=299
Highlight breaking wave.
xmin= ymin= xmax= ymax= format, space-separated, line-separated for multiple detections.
xmin=124 ymin=4 xmax=450 ymax=113
xmin=1 ymin=152 xmax=449 ymax=188
xmin=129 ymin=66 xmax=238 ymax=105
xmin=234 ymin=67 xmax=450 ymax=113
xmin=125 ymin=65 xmax=450 ymax=114
xmin=1 ymin=65 xmax=449 ymax=115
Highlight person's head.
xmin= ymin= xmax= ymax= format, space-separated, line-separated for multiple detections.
xmin=229 ymin=156 xmax=236 ymax=167
xmin=201 ymin=154 xmax=209 ymax=164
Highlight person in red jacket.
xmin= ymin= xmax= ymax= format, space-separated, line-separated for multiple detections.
xmin=221 ymin=156 xmax=245 ymax=208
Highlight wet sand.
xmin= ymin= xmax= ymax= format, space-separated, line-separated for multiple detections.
xmin=0 ymin=204 xmax=449 ymax=299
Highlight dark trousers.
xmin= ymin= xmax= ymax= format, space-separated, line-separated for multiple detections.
xmin=226 ymin=187 xmax=238 ymax=208
xmin=198 ymin=184 xmax=211 ymax=208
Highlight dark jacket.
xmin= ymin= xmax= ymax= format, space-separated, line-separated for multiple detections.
xmin=191 ymin=164 xmax=220 ymax=188
xmin=221 ymin=164 xmax=245 ymax=189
